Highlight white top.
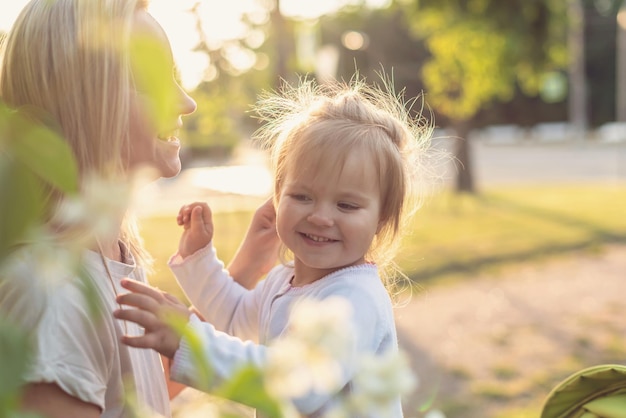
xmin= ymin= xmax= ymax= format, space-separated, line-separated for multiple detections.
xmin=168 ymin=244 xmax=402 ymax=417
xmin=0 ymin=244 xmax=170 ymax=418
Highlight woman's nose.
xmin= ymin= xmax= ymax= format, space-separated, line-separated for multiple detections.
xmin=177 ymin=84 xmax=197 ymax=116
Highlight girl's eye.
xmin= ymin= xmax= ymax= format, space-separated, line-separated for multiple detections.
xmin=338 ymin=202 xmax=359 ymax=210
xmin=291 ymin=194 xmax=310 ymax=202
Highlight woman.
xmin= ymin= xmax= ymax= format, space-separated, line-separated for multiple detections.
xmin=0 ymin=0 xmax=278 ymax=417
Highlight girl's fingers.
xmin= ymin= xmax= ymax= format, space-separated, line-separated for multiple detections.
xmin=177 ymin=204 xmax=194 ymax=226
xmin=190 ymin=205 xmax=205 ymax=230
xmin=199 ymin=203 xmax=212 ymax=226
xmin=177 ymin=204 xmax=189 ymax=225
xmin=178 ymin=202 xmax=210 ymax=227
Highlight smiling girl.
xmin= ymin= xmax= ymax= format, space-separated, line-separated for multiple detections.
xmin=115 ymin=76 xmax=433 ymax=416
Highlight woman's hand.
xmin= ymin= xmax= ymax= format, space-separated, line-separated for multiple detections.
xmin=114 ymin=279 xmax=191 ymax=359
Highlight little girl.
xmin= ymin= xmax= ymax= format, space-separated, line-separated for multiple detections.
xmin=115 ymin=76 xmax=433 ymax=416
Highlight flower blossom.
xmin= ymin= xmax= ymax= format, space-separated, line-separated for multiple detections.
xmin=265 ymin=297 xmax=355 ymax=401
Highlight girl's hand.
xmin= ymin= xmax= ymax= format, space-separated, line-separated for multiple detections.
xmin=114 ymin=279 xmax=191 ymax=359
xmin=228 ymin=198 xmax=280 ymax=289
xmin=177 ymin=202 xmax=213 ymax=258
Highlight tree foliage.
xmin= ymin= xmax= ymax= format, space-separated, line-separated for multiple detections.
xmin=400 ymin=0 xmax=569 ymax=121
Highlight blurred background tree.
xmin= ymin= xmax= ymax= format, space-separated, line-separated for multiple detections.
xmin=395 ymin=0 xmax=570 ymax=193
xmin=169 ymin=0 xmax=624 ymax=189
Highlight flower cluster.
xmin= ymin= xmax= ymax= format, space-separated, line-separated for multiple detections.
xmin=52 ymin=173 xmax=131 ymax=244
xmin=264 ymin=297 xmax=421 ymax=417
xmin=265 ymin=297 xmax=355 ymax=401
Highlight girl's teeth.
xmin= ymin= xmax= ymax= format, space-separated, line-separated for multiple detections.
xmin=307 ymin=234 xmax=331 ymax=242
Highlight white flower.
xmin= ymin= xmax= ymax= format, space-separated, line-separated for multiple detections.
xmin=52 ymin=174 xmax=130 ymax=242
xmin=346 ymin=350 xmax=418 ymax=417
xmin=29 ymin=240 xmax=81 ymax=287
xmin=264 ymin=297 xmax=355 ymax=400
xmin=322 ymin=404 xmax=351 ymax=418
xmin=288 ymin=296 xmax=355 ymax=358
xmin=424 ymin=410 xmax=447 ymax=418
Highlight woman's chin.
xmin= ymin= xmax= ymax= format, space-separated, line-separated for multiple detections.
xmin=130 ymin=159 xmax=181 ymax=182
xmin=160 ymin=162 xmax=182 ymax=179
xmin=153 ymin=155 xmax=181 ymax=179
xmin=156 ymin=138 xmax=182 ymax=178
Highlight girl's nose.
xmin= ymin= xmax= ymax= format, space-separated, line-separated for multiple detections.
xmin=307 ymin=206 xmax=334 ymax=227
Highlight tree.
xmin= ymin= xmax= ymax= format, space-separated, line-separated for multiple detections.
xmin=615 ymin=0 xmax=626 ymax=121
xmin=179 ymin=3 xmax=278 ymax=159
xmin=399 ymin=0 xmax=569 ymax=193
xmin=568 ymin=0 xmax=587 ymax=138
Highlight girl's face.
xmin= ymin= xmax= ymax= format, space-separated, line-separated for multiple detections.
xmin=125 ymin=10 xmax=196 ymax=179
xmin=276 ymin=148 xmax=382 ymax=286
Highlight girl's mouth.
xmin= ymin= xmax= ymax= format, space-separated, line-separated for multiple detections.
xmin=303 ymin=233 xmax=335 ymax=243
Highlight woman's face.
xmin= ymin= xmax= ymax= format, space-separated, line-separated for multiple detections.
xmin=125 ymin=10 xmax=196 ymax=179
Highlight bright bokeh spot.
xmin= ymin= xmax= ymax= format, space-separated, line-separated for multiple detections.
xmin=188 ymin=165 xmax=272 ymax=197
xmin=1 ymin=0 xmax=390 ymax=89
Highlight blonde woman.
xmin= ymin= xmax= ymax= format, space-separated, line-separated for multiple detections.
xmin=115 ymin=77 xmax=432 ymax=416
xmin=0 ymin=0 xmax=278 ymax=417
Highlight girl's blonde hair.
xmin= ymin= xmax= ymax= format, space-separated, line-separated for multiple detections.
xmin=254 ymin=75 xmax=434 ymax=294
xmin=0 ymin=0 xmax=151 ymax=266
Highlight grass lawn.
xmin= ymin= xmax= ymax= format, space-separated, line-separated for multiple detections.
xmin=140 ymin=183 xmax=626 ymax=299
xmin=397 ymin=183 xmax=626 ymax=284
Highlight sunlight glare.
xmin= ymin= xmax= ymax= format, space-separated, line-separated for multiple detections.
xmin=188 ymin=165 xmax=272 ymax=197
xmin=281 ymin=0 xmax=391 ymax=19
xmin=2 ymin=0 xmax=391 ymax=90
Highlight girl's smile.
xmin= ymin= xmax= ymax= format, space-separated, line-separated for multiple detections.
xmin=300 ymin=232 xmax=338 ymax=244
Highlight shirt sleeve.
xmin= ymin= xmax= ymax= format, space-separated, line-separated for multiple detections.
xmin=169 ymin=243 xmax=263 ymax=342
xmin=0 ymin=267 xmax=115 ymax=410
xmin=170 ymin=314 xmax=267 ymax=390
xmin=169 ymin=288 xmax=386 ymax=416
xmin=32 ymin=284 xmax=115 ymax=409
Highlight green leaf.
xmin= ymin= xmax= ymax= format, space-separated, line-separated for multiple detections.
xmin=77 ymin=267 xmax=105 ymax=321
xmin=215 ymin=365 xmax=285 ymax=417
xmin=0 ymin=317 xmax=33 ymax=405
xmin=9 ymin=123 xmax=78 ymax=194
xmin=0 ymin=156 xmax=44 ymax=262
xmin=584 ymin=394 xmax=626 ymax=417
xmin=168 ymin=318 xmax=214 ymax=392
xmin=130 ymin=34 xmax=177 ymax=132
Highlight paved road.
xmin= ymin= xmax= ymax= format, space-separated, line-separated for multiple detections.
xmin=435 ymin=138 xmax=626 ymax=187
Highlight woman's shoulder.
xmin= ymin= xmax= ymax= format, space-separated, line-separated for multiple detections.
xmin=0 ymin=245 xmax=117 ymax=331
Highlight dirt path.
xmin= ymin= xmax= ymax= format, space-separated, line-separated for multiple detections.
xmin=395 ymin=244 xmax=626 ymax=418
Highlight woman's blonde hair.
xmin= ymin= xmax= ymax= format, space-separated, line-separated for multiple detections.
xmin=254 ymin=75 xmax=434 ymax=294
xmin=0 ymin=0 xmax=151 ymax=266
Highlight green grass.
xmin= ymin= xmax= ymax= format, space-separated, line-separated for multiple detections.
xmin=140 ymin=183 xmax=626 ymax=299
xmin=397 ymin=183 xmax=626 ymax=284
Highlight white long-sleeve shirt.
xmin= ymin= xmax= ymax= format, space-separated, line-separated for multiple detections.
xmin=168 ymin=244 xmax=402 ymax=416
